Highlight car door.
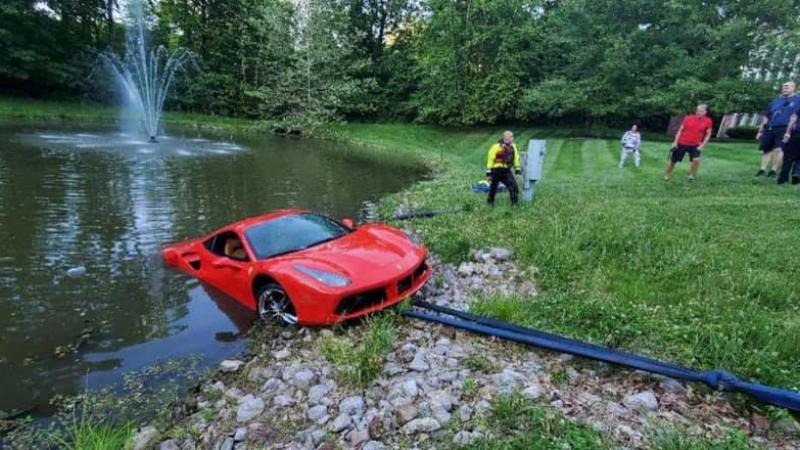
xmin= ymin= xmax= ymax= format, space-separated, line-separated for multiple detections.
xmin=198 ymin=230 xmax=255 ymax=309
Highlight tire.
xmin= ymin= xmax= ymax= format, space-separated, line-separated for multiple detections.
xmin=256 ymin=282 xmax=297 ymax=325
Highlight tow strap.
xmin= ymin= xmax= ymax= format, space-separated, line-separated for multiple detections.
xmin=403 ymin=299 xmax=800 ymax=415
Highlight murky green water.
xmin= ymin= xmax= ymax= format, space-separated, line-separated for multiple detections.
xmin=0 ymin=123 xmax=423 ymax=415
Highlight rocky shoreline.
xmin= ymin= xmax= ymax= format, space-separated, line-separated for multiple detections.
xmin=137 ymin=250 xmax=800 ymax=450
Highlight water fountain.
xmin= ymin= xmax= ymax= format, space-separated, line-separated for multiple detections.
xmin=100 ymin=4 xmax=193 ymax=143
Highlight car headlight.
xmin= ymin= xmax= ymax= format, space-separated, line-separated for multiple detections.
xmin=293 ymin=264 xmax=352 ymax=288
xmin=404 ymin=230 xmax=422 ymax=248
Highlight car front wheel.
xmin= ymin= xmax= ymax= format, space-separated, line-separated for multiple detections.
xmin=256 ymin=282 xmax=297 ymax=325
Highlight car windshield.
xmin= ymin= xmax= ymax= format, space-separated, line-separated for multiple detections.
xmin=244 ymin=213 xmax=350 ymax=260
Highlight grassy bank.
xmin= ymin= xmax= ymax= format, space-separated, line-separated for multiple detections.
xmin=0 ymin=97 xmax=269 ymax=132
xmin=327 ymin=123 xmax=800 ymax=397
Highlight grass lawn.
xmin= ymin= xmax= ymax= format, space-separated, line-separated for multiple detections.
xmin=328 ymin=123 xmax=800 ymax=398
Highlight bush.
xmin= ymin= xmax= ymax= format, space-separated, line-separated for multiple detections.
xmin=725 ymin=126 xmax=758 ymax=140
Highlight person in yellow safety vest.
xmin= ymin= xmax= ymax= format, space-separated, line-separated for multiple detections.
xmin=485 ymin=130 xmax=521 ymax=206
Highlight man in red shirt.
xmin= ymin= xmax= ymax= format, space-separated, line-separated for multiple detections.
xmin=664 ymin=104 xmax=713 ymax=181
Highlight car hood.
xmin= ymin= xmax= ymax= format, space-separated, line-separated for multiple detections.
xmin=270 ymin=225 xmax=421 ymax=276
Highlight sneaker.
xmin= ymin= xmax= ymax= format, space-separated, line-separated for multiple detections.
xmin=793 ymin=176 xmax=800 ymax=185
xmin=687 ymin=175 xmax=695 ymax=182
xmin=664 ymin=175 xmax=671 ymax=181
xmin=756 ymin=170 xmax=766 ymax=176
xmin=768 ymin=170 xmax=777 ymax=177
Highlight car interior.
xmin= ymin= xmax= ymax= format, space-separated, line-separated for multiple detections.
xmin=205 ymin=231 xmax=249 ymax=262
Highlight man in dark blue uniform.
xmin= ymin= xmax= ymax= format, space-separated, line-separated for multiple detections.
xmin=756 ymin=81 xmax=797 ymax=177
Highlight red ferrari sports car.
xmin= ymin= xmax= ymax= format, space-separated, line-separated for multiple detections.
xmin=162 ymin=210 xmax=430 ymax=326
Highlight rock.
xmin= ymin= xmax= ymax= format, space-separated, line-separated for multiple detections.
xmin=606 ymin=402 xmax=629 ymax=417
xmin=622 ymin=391 xmax=658 ymax=411
xmin=457 ymin=405 xmax=472 ymax=422
xmin=307 ymin=405 xmax=329 ymax=424
xmin=453 ymin=431 xmax=483 ymax=447
xmin=475 ymin=400 xmax=491 ymax=414
xmin=132 ymin=426 xmax=159 ymax=450
xmin=331 ymin=413 xmax=352 ymax=433
xmin=66 ymin=266 xmax=86 ymax=278
xmin=432 ymin=406 xmax=451 ymax=424
xmin=213 ymin=437 xmax=234 ymax=450
xmin=395 ymin=404 xmax=419 ymax=425
xmin=494 ymin=368 xmax=525 ymax=395
xmin=273 ymin=349 xmax=291 ymax=360
xmin=236 ymin=396 xmax=265 ymax=422
xmin=308 ymin=383 xmax=333 ymax=404
xmin=291 ymin=369 xmax=317 ymax=390
xmin=261 ymin=378 xmax=287 ymax=393
xmin=233 ymin=428 xmax=247 ymax=442
xmin=219 ymin=359 xmax=244 ymax=373
xmin=489 ymin=248 xmax=511 ymax=261
xmin=273 ymin=394 xmax=295 ymax=407
xmin=368 ymin=416 xmax=382 ymax=439
xmin=362 ymin=441 xmax=386 ymax=450
xmin=402 ymin=417 xmax=441 ymax=434
xmin=409 ymin=352 xmax=430 ymax=371
xmin=310 ymin=429 xmax=327 ymax=445
xmin=401 ymin=379 xmax=419 ymax=398
xmin=339 ymin=396 xmax=366 ymax=415
xmin=751 ymin=413 xmax=771 ymax=435
xmin=521 ymin=383 xmax=544 ymax=400
xmin=615 ymin=424 xmax=642 ymax=441
xmin=347 ymin=428 xmax=370 ymax=446
xmin=159 ymin=439 xmax=180 ymax=450
xmin=319 ymin=329 xmax=334 ymax=338
xmin=659 ymin=377 xmax=686 ymax=395
xmin=773 ymin=416 xmax=800 ymax=435
xmin=558 ymin=353 xmax=574 ymax=362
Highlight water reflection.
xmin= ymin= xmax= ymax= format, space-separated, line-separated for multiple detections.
xmin=0 ymin=124 xmax=423 ymax=414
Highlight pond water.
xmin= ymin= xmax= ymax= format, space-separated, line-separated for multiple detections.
xmin=0 ymin=123 xmax=423 ymax=416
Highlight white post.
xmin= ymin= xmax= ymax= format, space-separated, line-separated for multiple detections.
xmin=522 ymin=140 xmax=546 ymax=202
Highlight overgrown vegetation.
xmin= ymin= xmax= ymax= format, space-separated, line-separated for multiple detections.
xmin=326 ymin=123 xmax=800 ymax=395
xmin=3 ymin=0 xmax=798 ymax=127
xmin=320 ymin=313 xmax=397 ymax=387
xmin=462 ymin=395 xmax=762 ymax=450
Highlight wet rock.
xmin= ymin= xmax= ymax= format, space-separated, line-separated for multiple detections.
xmin=623 ymin=391 xmax=658 ymax=411
xmin=236 ymin=396 xmax=265 ymax=422
xmin=331 ymin=413 xmax=352 ymax=433
xmin=159 ymin=439 xmax=180 ymax=450
xmin=395 ymin=404 xmax=419 ymax=425
xmin=220 ymin=360 xmax=244 ymax=373
xmin=339 ymin=396 xmax=366 ymax=415
xmin=132 ymin=426 xmax=159 ymax=450
xmin=402 ymin=417 xmax=441 ymax=434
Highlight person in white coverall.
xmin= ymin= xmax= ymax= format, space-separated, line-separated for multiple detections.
xmin=619 ymin=123 xmax=642 ymax=168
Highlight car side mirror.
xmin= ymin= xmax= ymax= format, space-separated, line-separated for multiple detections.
xmin=341 ymin=218 xmax=355 ymax=229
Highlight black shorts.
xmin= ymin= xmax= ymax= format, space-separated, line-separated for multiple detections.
xmin=759 ymin=127 xmax=787 ymax=153
xmin=784 ymin=133 xmax=800 ymax=160
xmin=670 ymin=145 xmax=700 ymax=163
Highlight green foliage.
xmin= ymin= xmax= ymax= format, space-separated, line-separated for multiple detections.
xmin=726 ymin=126 xmax=759 ymax=140
xmin=320 ymin=313 xmax=396 ymax=387
xmin=339 ymin=124 xmax=800 ymax=393
xmin=50 ymin=415 xmax=133 ymax=450
xmin=650 ymin=426 xmax=756 ymax=450
xmin=465 ymin=395 xmax=606 ymax=449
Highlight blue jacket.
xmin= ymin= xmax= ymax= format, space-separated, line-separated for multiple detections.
xmin=765 ymin=95 xmax=798 ymax=128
